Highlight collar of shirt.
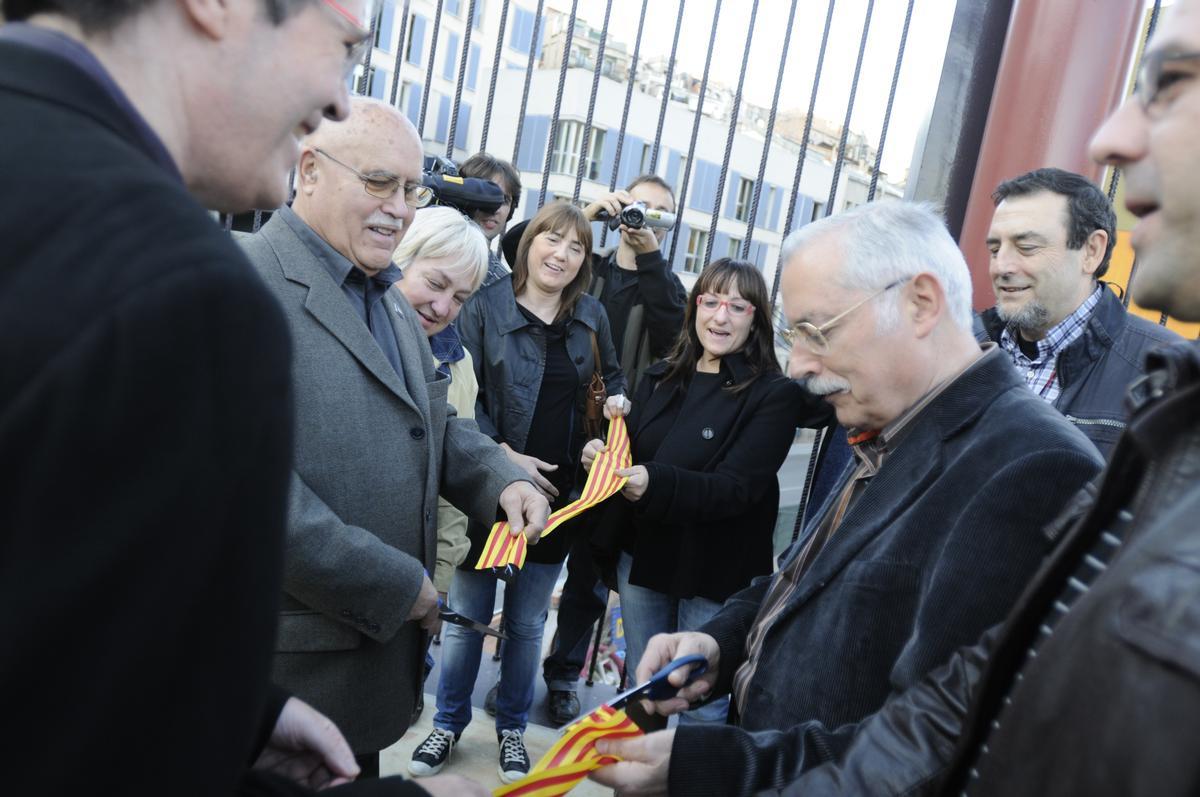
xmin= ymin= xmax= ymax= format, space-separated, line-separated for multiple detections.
xmin=999 ymin=284 xmax=1103 ymax=367
xmin=429 ymin=323 xmax=465 ymax=379
xmin=850 ymin=343 xmax=999 ymax=475
xmin=1 ymin=22 xmax=181 ymax=181
xmin=277 ymin=205 xmax=403 ymax=291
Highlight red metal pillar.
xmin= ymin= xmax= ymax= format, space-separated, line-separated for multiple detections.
xmin=958 ymin=0 xmax=1143 ymax=309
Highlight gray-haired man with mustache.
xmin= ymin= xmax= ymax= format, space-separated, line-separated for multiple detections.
xmin=589 ymin=200 xmax=1104 ymax=797
xmin=239 ymin=98 xmax=548 ymax=778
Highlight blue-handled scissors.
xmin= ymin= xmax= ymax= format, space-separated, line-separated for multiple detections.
xmin=562 ymin=654 xmax=708 ymax=731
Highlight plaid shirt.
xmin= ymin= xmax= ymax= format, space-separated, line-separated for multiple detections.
xmin=998 ymin=286 xmax=1102 ymax=405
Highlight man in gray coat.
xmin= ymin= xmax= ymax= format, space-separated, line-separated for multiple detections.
xmin=240 ymin=98 xmax=548 ymax=774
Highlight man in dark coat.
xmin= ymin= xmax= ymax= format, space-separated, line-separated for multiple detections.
xmin=982 ymin=167 xmax=1179 ymax=456
xmin=599 ymin=4 xmax=1200 ymax=795
xmin=590 ymin=200 xmax=1103 ymax=796
xmin=0 ymin=0 xmax=479 ymax=793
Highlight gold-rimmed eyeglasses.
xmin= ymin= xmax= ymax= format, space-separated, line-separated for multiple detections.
xmin=314 ymin=148 xmax=434 ymax=207
xmin=780 ymin=277 xmax=910 ymax=355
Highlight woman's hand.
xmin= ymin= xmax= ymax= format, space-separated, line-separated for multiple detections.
xmin=616 ymin=465 xmax=649 ymax=502
xmin=604 ymin=393 xmax=632 ymax=420
xmin=580 ymin=438 xmax=606 ymax=472
xmin=500 ymin=442 xmax=559 ymax=498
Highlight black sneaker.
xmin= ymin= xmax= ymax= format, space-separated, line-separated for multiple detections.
xmin=497 ymin=729 xmax=531 ymax=783
xmin=547 ymin=689 xmax=581 ymax=725
xmin=408 ymin=728 xmax=457 ymax=777
xmin=484 ymin=683 xmax=498 ymax=717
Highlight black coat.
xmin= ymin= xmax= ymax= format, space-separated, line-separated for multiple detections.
xmin=0 ymin=38 xmax=424 ymax=797
xmin=668 ymin=349 xmax=1105 ymax=796
xmin=605 ymin=354 xmax=826 ymax=603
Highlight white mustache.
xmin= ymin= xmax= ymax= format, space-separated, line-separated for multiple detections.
xmin=804 ymin=374 xmax=852 ymax=396
xmin=366 ymin=212 xmax=403 ymax=232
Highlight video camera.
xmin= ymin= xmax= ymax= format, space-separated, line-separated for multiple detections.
xmin=595 ymin=200 xmax=676 ymax=232
xmin=421 ymin=155 xmax=506 ymax=217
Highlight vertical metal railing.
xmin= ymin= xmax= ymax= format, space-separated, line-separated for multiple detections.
xmin=416 ymin=0 xmax=444 ymax=137
xmin=647 ymin=0 xmax=686 ymax=174
xmin=572 ymin=0 xmax=613 ymax=202
xmin=388 ymin=0 xmax=413 ymax=106
xmin=742 ymin=0 xmax=800 ymax=259
xmin=768 ymin=0 xmax=836 ymax=307
xmin=510 ymin=0 xmax=546 ymax=168
xmin=598 ymin=0 xmax=648 ymax=249
xmin=538 ymin=0 xmax=580 ymax=207
xmin=825 ymin=0 xmax=875 ymax=215
xmin=478 ymin=0 xmax=511 ymax=152
xmin=446 ymin=0 xmax=477 ymax=157
xmin=704 ymin=0 xmax=761 ymax=265
xmin=868 ymin=0 xmax=914 ymax=202
xmin=665 ymin=0 xmax=723 ymax=266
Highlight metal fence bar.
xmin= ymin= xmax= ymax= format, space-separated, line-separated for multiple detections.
xmin=868 ymin=0 xmax=914 ymax=201
xmin=704 ymin=0 xmax=761 ymax=265
xmin=647 ymin=0 xmax=687 ymax=174
xmin=446 ymin=0 xmax=478 ymax=157
xmin=388 ymin=0 xmax=413 ymax=106
xmin=510 ymin=0 xmax=547 ymax=166
xmin=479 ymin=0 xmax=512 ymax=152
xmin=824 ymin=0 xmax=875 ymax=216
xmin=417 ymin=0 xmax=445 ymax=137
xmin=768 ymin=0 xmax=836 ymax=308
xmin=573 ymin=0 xmax=614 ymax=202
xmin=356 ymin=2 xmax=383 ymax=95
xmin=742 ymin=0 xmax=800 ymax=259
xmin=599 ymin=0 xmax=649 ymax=249
xmin=666 ymin=0 xmax=724 ymax=266
xmin=1121 ymin=0 xmax=1162 ymax=309
xmin=539 ymin=0 xmax=581 ymax=208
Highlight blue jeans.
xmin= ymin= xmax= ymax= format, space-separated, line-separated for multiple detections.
xmin=617 ymin=552 xmax=730 ymax=724
xmin=433 ymin=560 xmax=563 ymax=734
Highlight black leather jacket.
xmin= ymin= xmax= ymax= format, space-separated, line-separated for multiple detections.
xmin=456 ymin=273 xmax=626 ymax=457
xmin=978 ymin=284 xmax=1180 ymax=455
xmin=763 ymin=340 xmax=1200 ymax=797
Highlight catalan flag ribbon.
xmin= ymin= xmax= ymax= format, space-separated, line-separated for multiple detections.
xmin=475 ymin=416 xmax=633 ymax=574
xmin=493 ymin=706 xmax=643 ymax=797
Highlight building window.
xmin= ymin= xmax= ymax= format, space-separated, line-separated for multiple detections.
xmin=399 ymin=81 xmax=413 ymax=111
xmin=445 ymin=0 xmax=461 ymax=16
xmin=735 ymin=177 xmax=754 ymax=222
xmin=639 ymin=142 xmax=652 ymax=175
xmin=365 ymin=67 xmax=386 ymax=99
xmin=405 ymin=14 xmax=425 ymax=65
xmin=810 ymin=200 xmax=825 ymax=223
xmin=550 ymin=121 xmax=605 ymax=179
xmin=727 ymin=237 xmax=742 ymax=259
xmin=684 ymin=228 xmax=708 ymax=273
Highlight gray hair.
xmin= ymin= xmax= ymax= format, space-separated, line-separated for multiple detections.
xmin=780 ymin=200 xmax=974 ymax=331
xmin=393 ymin=206 xmax=490 ymax=292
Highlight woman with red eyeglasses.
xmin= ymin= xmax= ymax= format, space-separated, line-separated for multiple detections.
xmin=584 ymin=257 xmax=826 ymax=723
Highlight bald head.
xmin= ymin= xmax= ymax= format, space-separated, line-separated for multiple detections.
xmin=293 ymin=97 xmax=425 ymax=275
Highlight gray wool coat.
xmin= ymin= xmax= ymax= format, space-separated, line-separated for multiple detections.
xmin=240 ymin=210 xmax=526 ymax=754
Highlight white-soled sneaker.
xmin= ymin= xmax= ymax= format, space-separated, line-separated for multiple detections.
xmin=497 ymin=728 xmax=531 ymax=783
xmin=408 ymin=727 xmax=457 ymax=777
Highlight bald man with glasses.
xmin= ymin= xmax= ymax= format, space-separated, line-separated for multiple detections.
xmin=240 ymin=97 xmax=549 ymax=776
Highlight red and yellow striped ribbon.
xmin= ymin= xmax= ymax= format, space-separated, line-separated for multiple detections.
xmin=475 ymin=416 xmax=632 ymax=572
xmin=493 ymin=705 xmax=643 ymax=797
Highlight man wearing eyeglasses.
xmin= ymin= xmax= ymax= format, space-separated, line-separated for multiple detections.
xmin=589 ymin=200 xmax=1103 ymax=796
xmin=240 ymin=96 xmax=548 ymax=778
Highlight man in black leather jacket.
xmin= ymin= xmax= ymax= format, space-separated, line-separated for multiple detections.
xmin=980 ymin=167 xmax=1179 ymax=457
xmin=592 ymin=3 xmax=1200 ymax=794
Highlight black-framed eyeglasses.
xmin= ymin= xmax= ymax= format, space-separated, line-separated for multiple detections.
xmin=314 ymin=148 xmax=434 ymax=207
xmin=780 ymin=277 xmax=911 ymax=355
xmin=1136 ymin=48 xmax=1200 ymax=117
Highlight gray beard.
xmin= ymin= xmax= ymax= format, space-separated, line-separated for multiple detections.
xmin=997 ymin=299 xmax=1050 ymax=338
